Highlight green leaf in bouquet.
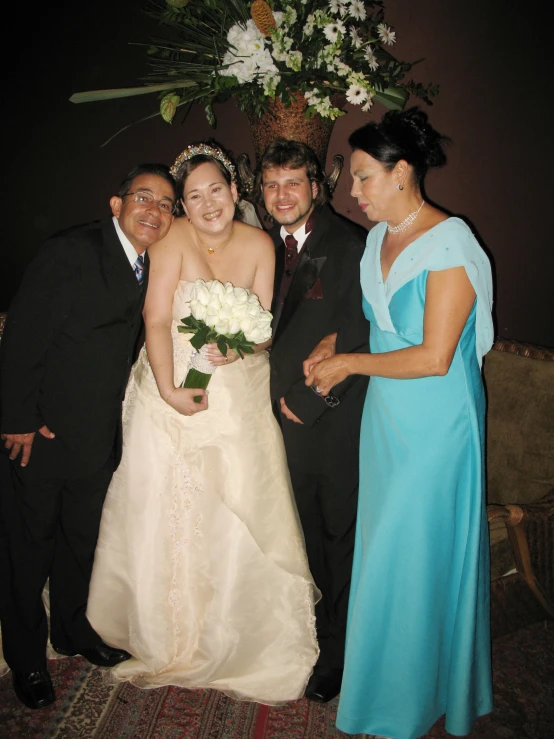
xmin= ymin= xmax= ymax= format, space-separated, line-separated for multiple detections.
xmin=190 ymin=328 xmax=208 ymax=351
xmin=217 ymin=337 xmax=228 ymax=356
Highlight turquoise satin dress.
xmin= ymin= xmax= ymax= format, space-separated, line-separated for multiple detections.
xmin=336 ymin=219 xmax=494 ymax=739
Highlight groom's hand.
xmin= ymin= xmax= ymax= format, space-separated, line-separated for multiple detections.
xmin=280 ymin=397 xmax=303 ymax=424
xmin=1 ymin=425 xmax=56 ymax=467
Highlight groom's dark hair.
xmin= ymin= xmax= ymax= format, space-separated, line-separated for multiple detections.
xmin=254 ymin=139 xmax=330 ymax=207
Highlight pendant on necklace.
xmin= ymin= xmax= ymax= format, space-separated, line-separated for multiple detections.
xmin=207 ymin=247 xmax=215 ymax=254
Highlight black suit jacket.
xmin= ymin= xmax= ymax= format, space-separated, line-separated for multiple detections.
xmin=269 ymin=205 xmax=369 ymax=481
xmin=0 ymin=219 xmax=148 ymax=479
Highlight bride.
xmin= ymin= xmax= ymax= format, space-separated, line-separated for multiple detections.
xmin=86 ymin=141 xmax=319 ymax=703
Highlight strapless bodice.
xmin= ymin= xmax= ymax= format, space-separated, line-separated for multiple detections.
xmin=172 ymin=280 xmax=194 ymax=323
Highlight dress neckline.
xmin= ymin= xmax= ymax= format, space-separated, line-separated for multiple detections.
xmin=379 ymin=216 xmax=456 ymax=286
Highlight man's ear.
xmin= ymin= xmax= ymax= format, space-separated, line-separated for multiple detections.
xmin=110 ymin=196 xmax=122 ymax=218
xmin=311 ymin=179 xmax=319 ymax=201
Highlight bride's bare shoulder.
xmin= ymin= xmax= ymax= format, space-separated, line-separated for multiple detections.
xmin=148 ymin=216 xmax=194 ymax=257
xmin=234 ymin=221 xmax=274 ymax=252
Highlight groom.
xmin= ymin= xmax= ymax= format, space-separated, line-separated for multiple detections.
xmin=0 ymin=163 xmax=205 ymax=710
xmin=257 ymin=139 xmax=369 ymax=702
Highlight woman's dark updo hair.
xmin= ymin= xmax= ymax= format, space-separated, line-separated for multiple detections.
xmin=348 ymin=107 xmax=450 ymax=187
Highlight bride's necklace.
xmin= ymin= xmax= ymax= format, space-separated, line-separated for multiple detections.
xmin=195 ymin=223 xmax=235 ymax=255
xmin=387 ymin=201 xmax=425 ymax=235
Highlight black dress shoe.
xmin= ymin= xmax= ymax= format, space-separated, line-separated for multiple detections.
xmin=12 ymin=669 xmax=56 ymax=709
xmin=53 ymin=642 xmax=131 ymax=667
xmin=304 ymin=666 xmax=343 ymax=703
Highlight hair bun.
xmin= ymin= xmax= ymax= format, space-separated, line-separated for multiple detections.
xmin=382 ymin=107 xmax=449 ymax=169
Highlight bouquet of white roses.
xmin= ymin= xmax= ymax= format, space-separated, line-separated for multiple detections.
xmin=178 ymin=278 xmax=272 ymax=401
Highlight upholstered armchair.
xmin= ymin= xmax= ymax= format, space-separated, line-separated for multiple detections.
xmin=484 ymin=339 xmax=554 ymax=636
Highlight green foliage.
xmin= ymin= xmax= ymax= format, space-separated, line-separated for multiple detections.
xmin=178 ymin=315 xmax=255 ymax=359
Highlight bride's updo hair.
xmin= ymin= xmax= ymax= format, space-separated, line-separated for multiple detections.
xmin=348 ymin=107 xmax=450 ymax=187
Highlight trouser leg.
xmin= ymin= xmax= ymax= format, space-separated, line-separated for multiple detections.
xmin=290 ymin=466 xmax=357 ymax=669
xmin=0 ymin=455 xmax=63 ymax=671
xmin=48 ymin=456 xmax=114 ymax=651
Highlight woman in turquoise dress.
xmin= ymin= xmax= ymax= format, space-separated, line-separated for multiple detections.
xmin=304 ymin=108 xmax=494 ymax=738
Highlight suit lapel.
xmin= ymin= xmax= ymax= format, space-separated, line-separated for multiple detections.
xmin=101 ymin=220 xmax=144 ymax=302
xmin=272 ymin=207 xmax=330 ymax=341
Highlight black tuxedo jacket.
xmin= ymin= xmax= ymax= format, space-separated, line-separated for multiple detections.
xmin=0 ymin=219 xmax=148 ymax=479
xmin=269 ymin=205 xmax=370 ymax=480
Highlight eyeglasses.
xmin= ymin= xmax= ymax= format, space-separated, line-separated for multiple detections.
xmin=124 ymin=191 xmax=177 ymax=215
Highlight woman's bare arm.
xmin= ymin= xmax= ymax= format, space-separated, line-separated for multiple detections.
xmin=305 ymin=267 xmax=477 ymax=394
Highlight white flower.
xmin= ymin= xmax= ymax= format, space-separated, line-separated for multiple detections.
xmin=209 ymin=280 xmax=225 ymax=297
xmin=214 ymin=319 xmax=230 ymax=335
xmin=362 ymin=93 xmax=374 ymax=112
xmin=349 ymin=26 xmax=363 ymax=49
xmin=206 ymin=296 xmax=222 ymax=313
xmin=193 ymin=282 xmax=211 ymax=306
xmin=346 ymin=83 xmax=368 ymax=105
xmin=233 ymin=287 xmax=249 ymax=303
xmin=283 ymin=7 xmax=297 ymax=27
xmin=365 ymin=45 xmax=379 ymax=71
xmin=228 ymin=318 xmax=242 ymax=335
xmin=273 ymin=11 xmax=284 ymax=27
xmin=336 ymin=60 xmax=351 ymax=77
xmin=328 ymin=0 xmax=342 ymax=14
xmin=377 ymin=22 xmax=396 ymax=45
xmin=189 ymin=299 xmax=207 ymax=322
xmin=349 ymin=1 xmax=366 ymax=21
xmin=286 ymin=50 xmax=303 ymax=71
xmin=204 ymin=311 xmax=219 ymax=328
xmin=323 ymin=21 xmax=346 ymax=43
xmin=240 ymin=316 xmax=257 ymax=335
xmin=231 ymin=303 xmax=250 ymax=319
xmin=247 ymin=326 xmax=266 ymax=344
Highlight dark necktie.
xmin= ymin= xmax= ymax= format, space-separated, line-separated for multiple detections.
xmin=278 ymin=234 xmax=302 ymax=307
xmin=134 ymin=254 xmax=145 ymax=285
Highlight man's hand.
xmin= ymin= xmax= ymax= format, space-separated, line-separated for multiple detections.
xmin=304 ymin=354 xmax=351 ymax=397
xmin=280 ymin=397 xmax=304 ymax=424
xmin=1 ymin=425 xmax=56 ymax=467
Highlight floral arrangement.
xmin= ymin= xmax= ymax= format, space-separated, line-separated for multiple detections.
xmin=71 ymin=0 xmax=437 ymax=129
xmin=179 ymin=278 xmax=272 ymax=399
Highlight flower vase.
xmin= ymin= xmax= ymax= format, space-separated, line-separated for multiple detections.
xmin=239 ymin=91 xmax=345 ymax=200
xmin=181 ymin=346 xmax=216 ymax=403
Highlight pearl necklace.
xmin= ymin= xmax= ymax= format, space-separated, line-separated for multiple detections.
xmin=387 ymin=201 xmax=425 ymax=235
xmin=195 ymin=223 xmax=234 ymax=255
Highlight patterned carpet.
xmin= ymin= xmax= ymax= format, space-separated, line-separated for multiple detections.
xmin=1 ymin=620 xmax=553 ymax=739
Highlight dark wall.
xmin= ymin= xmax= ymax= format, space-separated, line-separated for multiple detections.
xmin=2 ymin=0 xmax=553 ymax=346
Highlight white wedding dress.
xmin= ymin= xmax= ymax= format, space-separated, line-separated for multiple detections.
xmin=86 ymin=281 xmax=319 ymax=704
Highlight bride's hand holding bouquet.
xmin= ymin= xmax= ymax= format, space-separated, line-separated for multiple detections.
xmin=179 ymin=278 xmax=273 ymax=401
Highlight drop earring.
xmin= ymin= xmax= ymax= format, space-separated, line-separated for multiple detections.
xmin=397 ymin=184 xmax=404 ymax=191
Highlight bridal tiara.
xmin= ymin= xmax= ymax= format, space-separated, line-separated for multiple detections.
xmin=170 ymin=143 xmax=237 ymax=182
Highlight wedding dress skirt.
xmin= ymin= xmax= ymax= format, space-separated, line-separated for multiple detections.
xmin=87 ymin=281 xmax=319 ymax=704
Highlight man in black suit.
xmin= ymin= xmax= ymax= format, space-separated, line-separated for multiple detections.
xmin=0 ymin=163 xmax=205 ymax=710
xmin=256 ymin=140 xmax=369 ymax=703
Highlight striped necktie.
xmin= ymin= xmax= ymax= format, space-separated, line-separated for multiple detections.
xmin=134 ymin=254 xmax=145 ymax=285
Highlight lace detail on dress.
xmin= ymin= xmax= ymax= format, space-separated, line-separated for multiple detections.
xmin=167 ymin=450 xmax=204 ymax=668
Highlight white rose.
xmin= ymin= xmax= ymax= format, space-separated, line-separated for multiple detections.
xmin=247 ymin=326 xmax=265 ymax=343
xmin=204 ymin=311 xmax=219 ymax=328
xmin=219 ymin=304 xmax=234 ymax=320
xmin=210 ymin=281 xmax=225 ymax=298
xmin=233 ymin=287 xmax=249 ymax=303
xmin=224 ymin=282 xmax=234 ymax=294
xmin=206 ymin=296 xmax=222 ymax=313
xmin=189 ymin=299 xmax=207 ymax=322
xmin=228 ymin=318 xmax=242 ymax=335
xmin=248 ymin=303 xmax=261 ymax=317
xmin=248 ymin=293 xmax=260 ymax=304
xmin=221 ymin=292 xmax=237 ymax=307
xmin=194 ymin=283 xmax=211 ymax=306
xmin=240 ymin=316 xmax=257 ymax=335
xmin=214 ymin=319 xmax=230 ymax=336
xmin=232 ymin=303 xmax=250 ymax=318
xmin=258 ymin=311 xmax=273 ymax=328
